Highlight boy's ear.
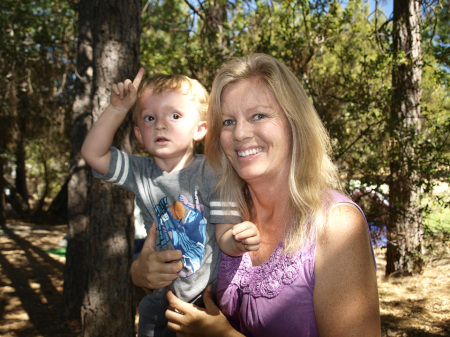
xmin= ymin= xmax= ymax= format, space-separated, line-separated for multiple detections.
xmin=134 ymin=126 xmax=144 ymax=144
xmin=193 ymin=120 xmax=207 ymax=141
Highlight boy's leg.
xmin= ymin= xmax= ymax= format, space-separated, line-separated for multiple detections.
xmin=137 ymin=289 xmax=175 ymax=337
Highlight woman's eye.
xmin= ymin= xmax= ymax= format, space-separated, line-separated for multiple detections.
xmin=171 ymin=113 xmax=181 ymax=120
xmin=144 ymin=116 xmax=154 ymax=122
xmin=253 ymin=113 xmax=266 ymax=121
xmin=222 ymin=119 xmax=234 ymax=126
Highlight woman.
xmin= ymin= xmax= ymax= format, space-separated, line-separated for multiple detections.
xmin=133 ymin=53 xmax=381 ymax=336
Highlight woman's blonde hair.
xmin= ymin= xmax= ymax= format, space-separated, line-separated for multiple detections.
xmin=133 ymin=74 xmax=209 ymax=125
xmin=205 ymin=53 xmax=342 ymax=253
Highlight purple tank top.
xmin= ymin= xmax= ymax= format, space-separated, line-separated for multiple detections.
xmin=216 ymin=191 xmax=371 ymax=337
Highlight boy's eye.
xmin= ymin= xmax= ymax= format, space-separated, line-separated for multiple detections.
xmin=171 ymin=113 xmax=181 ymax=120
xmin=222 ymin=119 xmax=235 ymax=126
xmin=144 ymin=116 xmax=154 ymax=122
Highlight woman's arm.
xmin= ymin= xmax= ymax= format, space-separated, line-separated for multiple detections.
xmin=314 ymin=204 xmax=381 ymax=336
xmin=165 ymin=286 xmax=245 ymax=337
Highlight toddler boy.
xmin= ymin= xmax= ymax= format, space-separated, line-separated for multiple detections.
xmin=81 ymin=69 xmax=260 ymax=336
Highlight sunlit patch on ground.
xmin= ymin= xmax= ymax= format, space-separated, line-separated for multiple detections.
xmin=376 ymin=243 xmax=450 ymax=337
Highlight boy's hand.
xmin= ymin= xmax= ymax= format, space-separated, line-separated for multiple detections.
xmin=232 ymin=221 xmax=260 ymax=252
xmin=110 ymin=68 xmax=145 ymax=113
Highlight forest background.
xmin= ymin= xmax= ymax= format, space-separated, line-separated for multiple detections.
xmin=0 ymin=0 xmax=449 ymax=336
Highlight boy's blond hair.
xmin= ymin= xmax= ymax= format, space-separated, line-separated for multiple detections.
xmin=133 ymin=74 xmax=209 ymax=125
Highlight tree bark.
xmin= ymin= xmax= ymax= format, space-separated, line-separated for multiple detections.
xmin=387 ymin=0 xmax=424 ymax=276
xmin=65 ymin=1 xmax=141 ymax=335
xmin=15 ymin=132 xmax=30 ymax=209
xmin=64 ymin=0 xmax=95 ymax=321
xmin=0 ymin=156 xmax=5 ymax=225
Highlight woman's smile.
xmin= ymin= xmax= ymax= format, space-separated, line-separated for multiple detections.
xmin=237 ymin=147 xmax=263 ymax=158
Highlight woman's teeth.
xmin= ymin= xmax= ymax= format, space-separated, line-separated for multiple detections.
xmin=237 ymin=147 xmax=262 ymax=157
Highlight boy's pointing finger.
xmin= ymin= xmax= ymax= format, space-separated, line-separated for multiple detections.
xmin=133 ymin=68 xmax=145 ymax=88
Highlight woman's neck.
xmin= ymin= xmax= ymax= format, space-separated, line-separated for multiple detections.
xmin=242 ymin=174 xmax=293 ymax=265
xmin=247 ymin=179 xmax=291 ymax=245
xmin=247 ymin=194 xmax=289 ymax=266
xmin=248 ymin=178 xmax=290 ymax=220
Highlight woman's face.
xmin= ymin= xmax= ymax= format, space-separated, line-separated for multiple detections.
xmin=219 ymin=78 xmax=292 ymax=185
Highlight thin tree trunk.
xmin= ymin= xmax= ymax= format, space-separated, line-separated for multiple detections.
xmin=33 ymin=153 xmax=50 ymax=216
xmin=47 ymin=176 xmax=68 ymax=219
xmin=15 ymin=133 xmax=29 ymax=209
xmin=0 ymin=156 xmax=6 ymax=225
xmin=387 ymin=0 xmax=424 ymax=276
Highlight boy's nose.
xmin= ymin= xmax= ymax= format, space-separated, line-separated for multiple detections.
xmin=155 ymin=120 xmax=167 ymax=130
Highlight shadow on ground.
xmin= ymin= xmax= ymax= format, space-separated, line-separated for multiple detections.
xmin=0 ymin=221 xmax=79 ymax=336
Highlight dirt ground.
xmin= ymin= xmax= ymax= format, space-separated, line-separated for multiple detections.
xmin=1 ymin=219 xmax=449 ymax=337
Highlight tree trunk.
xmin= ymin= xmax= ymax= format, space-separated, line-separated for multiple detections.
xmin=33 ymin=153 xmax=50 ymax=216
xmin=0 ymin=156 xmax=5 ymax=225
xmin=64 ymin=0 xmax=95 ymax=322
xmin=65 ymin=1 xmax=141 ymax=335
xmin=47 ymin=176 xmax=68 ymax=219
xmin=15 ymin=133 xmax=30 ymax=209
xmin=387 ymin=0 xmax=424 ymax=276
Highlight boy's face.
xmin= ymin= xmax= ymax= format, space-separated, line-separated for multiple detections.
xmin=134 ymin=88 xmax=206 ymax=171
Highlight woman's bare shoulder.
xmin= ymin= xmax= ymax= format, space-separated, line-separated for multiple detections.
xmin=314 ymin=203 xmax=381 ymax=336
xmin=318 ymin=202 xmax=368 ymax=247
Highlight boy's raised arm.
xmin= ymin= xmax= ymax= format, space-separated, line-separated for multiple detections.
xmin=81 ymin=68 xmax=144 ymax=175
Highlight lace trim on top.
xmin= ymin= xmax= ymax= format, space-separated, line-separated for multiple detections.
xmin=220 ymin=241 xmax=313 ymax=299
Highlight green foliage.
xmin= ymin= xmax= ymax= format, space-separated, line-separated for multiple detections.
xmin=26 ymin=138 xmax=70 ymax=201
xmin=422 ymin=0 xmax=450 ymax=70
xmin=0 ymin=0 xmax=76 ymax=206
xmin=140 ymin=0 xmax=191 ymax=74
xmin=1 ymin=0 xmax=448 ymax=228
xmin=423 ymin=193 xmax=450 ymax=233
xmin=307 ymin=1 xmax=394 ymax=193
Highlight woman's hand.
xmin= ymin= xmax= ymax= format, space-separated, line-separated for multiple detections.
xmin=130 ymin=223 xmax=183 ymax=291
xmin=165 ymin=286 xmax=244 ymax=337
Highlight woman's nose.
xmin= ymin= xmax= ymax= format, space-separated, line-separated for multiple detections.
xmin=233 ymin=121 xmax=251 ymax=141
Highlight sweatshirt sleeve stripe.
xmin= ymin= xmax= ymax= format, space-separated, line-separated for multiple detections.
xmin=210 ymin=200 xmax=241 ymax=221
xmin=135 ymin=169 xmax=153 ymax=209
xmin=106 ymin=150 xmax=127 ymax=184
xmin=211 ymin=209 xmax=241 ymax=217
